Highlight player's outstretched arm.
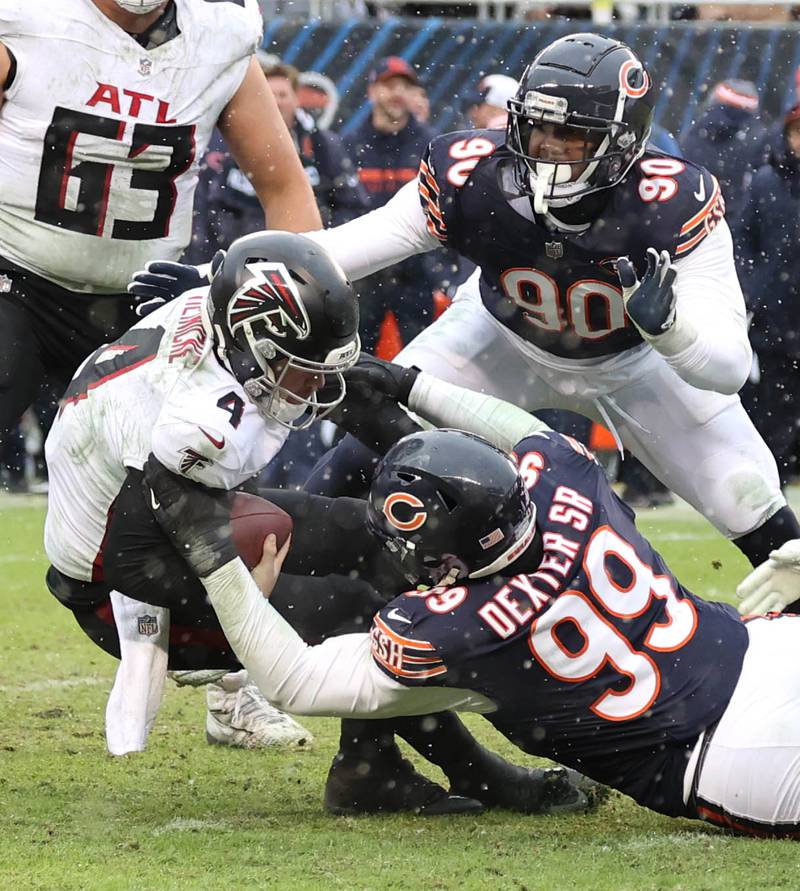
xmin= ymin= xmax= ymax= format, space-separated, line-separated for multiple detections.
xmin=304 ymin=179 xmax=439 ymax=281
xmin=143 ymin=455 xmax=485 ymax=718
xmin=343 ymin=354 xmax=550 ymax=452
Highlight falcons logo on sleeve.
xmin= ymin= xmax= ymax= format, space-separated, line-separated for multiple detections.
xmin=228 ymin=263 xmax=310 ymax=341
xmin=179 ymin=447 xmax=211 ymax=476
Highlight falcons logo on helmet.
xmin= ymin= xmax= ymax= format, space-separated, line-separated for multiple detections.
xmin=228 ymin=265 xmax=310 ymax=341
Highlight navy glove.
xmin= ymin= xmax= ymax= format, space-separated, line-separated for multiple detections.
xmin=128 ymin=251 xmax=225 ymax=318
xmin=343 ymin=353 xmax=421 ymax=406
xmin=617 ymin=248 xmax=677 ymax=336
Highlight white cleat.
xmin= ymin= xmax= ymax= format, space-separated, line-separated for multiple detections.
xmin=169 ymin=669 xmax=229 ymax=687
xmin=205 ymin=672 xmax=313 ymax=750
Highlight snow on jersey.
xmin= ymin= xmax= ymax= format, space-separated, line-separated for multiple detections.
xmin=371 ymin=432 xmax=747 ymax=817
xmin=418 ymin=130 xmax=724 ymax=359
xmin=0 ymin=0 xmax=261 ymax=292
xmin=44 ymin=289 xmax=288 ymax=582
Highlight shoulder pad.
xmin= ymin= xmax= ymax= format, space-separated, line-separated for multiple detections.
xmin=370 ymin=600 xmax=448 ymax=685
xmin=633 ymin=151 xmax=724 ymax=259
xmin=419 ymin=129 xmax=503 ymax=244
xmin=183 ymin=0 xmax=262 ymax=64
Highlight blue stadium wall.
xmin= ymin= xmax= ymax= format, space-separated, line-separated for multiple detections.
xmin=262 ymin=19 xmax=800 ymax=141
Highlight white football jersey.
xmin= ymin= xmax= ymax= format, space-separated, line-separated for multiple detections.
xmin=44 ymin=289 xmax=289 ymax=581
xmin=0 ymin=0 xmax=261 ymax=293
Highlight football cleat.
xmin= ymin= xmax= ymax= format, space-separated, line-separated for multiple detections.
xmin=324 ymin=750 xmax=484 ymax=816
xmin=169 ymin=669 xmax=229 ymax=687
xmin=205 ymin=672 xmax=313 ymax=749
xmin=449 ymin=753 xmax=608 ymax=815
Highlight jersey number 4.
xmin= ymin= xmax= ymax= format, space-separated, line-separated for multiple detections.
xmin=34 ymin=108 xmax=196 ymax=240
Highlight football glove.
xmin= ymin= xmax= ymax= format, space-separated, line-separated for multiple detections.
xmin=736 ymin=538 xmax=800 ymax=615
xmin=343 ymin=353 xmax=421 ymax=406
xmin=324 ymin=353 xmax=423 ymax=454
xmin=129 ymin=251 xmax=225 ymax=318
xmin=142 ymin=454 xmax=237 ymax=579
xmin=617 ymin=247 xmax=677 ymax=337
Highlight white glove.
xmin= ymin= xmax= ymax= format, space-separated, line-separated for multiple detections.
xmin=736 ymin=538 xmax=800 ymax=615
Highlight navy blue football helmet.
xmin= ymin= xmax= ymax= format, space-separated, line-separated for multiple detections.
xmin=506 ymin=33 xmax=653 ymax=213
xmin=367 ymin=429 xmax=537 ymax=586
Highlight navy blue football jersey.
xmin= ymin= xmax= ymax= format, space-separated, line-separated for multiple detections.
xmin=371 ymin=432 xmax=747 ymax=817
xmin=417 ymin=131 xmax=724 ymax=360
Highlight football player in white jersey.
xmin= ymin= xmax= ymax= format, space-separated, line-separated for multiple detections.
xmin=0 ymin=0 xmax=321 ymax=489
xmin=45 ymin=231 xmax=361 ymax=755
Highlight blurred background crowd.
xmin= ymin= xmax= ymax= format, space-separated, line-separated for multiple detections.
xmin=4 ymin=1 xmax=800 ymax=510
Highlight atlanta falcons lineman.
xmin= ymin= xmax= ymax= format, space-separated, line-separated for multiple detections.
xmin=0 ymin=0 xmax=321 ymax=485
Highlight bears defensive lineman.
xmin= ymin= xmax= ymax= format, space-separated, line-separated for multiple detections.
xmin=296 ymin=33 xmax=800 ymax=607
xmin=44 ymin=232 xmax=360 ymax=755
xmin=146 ymin=413 xmax=800 ymax=837
xmin=0 ymin=0 xmax=321 ymax=478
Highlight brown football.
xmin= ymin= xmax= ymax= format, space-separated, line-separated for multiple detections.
xmin=230 ymin=492 xmax=293 ymax=569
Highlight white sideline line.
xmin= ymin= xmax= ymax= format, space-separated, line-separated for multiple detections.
xmin=0 ymin=676 xmax=109 ymax=693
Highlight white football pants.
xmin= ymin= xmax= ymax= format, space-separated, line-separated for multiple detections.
xmin=685 ymin=615 xmax=800 ymax=836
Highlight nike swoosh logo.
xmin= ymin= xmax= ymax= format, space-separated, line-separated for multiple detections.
xmin=693 ymin=178 xmax=706 ymax=203
xmin=199 ymin=427 xmax=225 ymax=449
xmin=387 ymin=608 xmax=411 ymax=624
xmin=150 ymin=489 xmax=161 ymax=511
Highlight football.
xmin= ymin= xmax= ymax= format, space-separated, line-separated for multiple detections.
xmin=230 ymin=492 xmax=294 ymax=569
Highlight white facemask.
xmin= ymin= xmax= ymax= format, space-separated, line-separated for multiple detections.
xmin=114 ymin=0 xmax=165 ymax=14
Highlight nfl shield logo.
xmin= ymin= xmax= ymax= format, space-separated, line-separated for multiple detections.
xmin=0 ymin=274 xmax=11 ymax=293
xmin=137 ymin=614 xmax=159 ymax=637
xmin=545 ymin=241 xmax=563 ymax=260
xmin=139 ymin=57 xmax=152 ymax=77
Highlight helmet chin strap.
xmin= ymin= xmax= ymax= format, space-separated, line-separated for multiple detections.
xmin=532 ymin=167 xmax=552 ymax=215
xmin=530 ymin=162 xmax=574 ymax=215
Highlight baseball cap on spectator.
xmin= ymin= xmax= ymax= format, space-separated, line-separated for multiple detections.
xmin=368 ymin=56 xmax=418 ymax=86
xmin=463 ymin=74 xmax=519 ymax=111
xmin=256 ymin=50 xmax=282 ymax=72
xmin=705 ymin=79 xmax=759 ymax=113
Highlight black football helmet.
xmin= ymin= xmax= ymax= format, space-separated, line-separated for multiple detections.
xmin=506 ymin=32 xmax=653 ymax=214
xmin=208 ymin=231 xmax=360 ymax=430
xmin=367 ymin=430 xmax=537 ymax=586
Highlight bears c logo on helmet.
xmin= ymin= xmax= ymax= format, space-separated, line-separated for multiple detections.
xmin=383 ymin=492 xmax=428 ymax=532
xmin=228 ymin=262 xmax=311 ymax=341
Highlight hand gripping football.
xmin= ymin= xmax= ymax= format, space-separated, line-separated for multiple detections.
xmin=230 ymin=493 xmax=293 ymax=569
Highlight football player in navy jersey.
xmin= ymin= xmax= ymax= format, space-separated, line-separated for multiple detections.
xmin=297 ymin=33 xmax=800 ymax=610
xmin=144 ymin=367 xmax=800 ymax=838
xmin=130 ymin=35 xmax=800 ymax=619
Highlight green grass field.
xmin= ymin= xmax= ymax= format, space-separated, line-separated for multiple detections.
xmin=2 ymin=492 xmax=799 ymax=890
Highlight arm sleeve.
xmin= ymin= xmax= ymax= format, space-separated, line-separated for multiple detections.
xmin=201 ymin=560 xmax=496 ymax=718
xmin=408 ymin=372 xmax=550 ymax=452
xmin=644 ymin=220 xmax=752 ymax=395
xmin=303 ymin=179 xmax=440 ymax=280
